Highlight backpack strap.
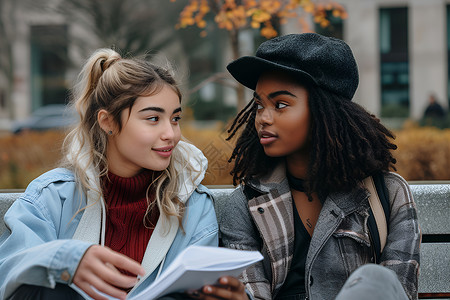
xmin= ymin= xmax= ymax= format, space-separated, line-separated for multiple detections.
xmin=371 ymin=173 xmax=391 ymax=226
xmin=363 ymin=174 xmax=390 ymax=262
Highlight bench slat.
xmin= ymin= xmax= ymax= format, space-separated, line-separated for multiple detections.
xmin=419 ymin=243 xmax=450 ymax=295
xmin=410 ymin=185 xmax=450 ymax=236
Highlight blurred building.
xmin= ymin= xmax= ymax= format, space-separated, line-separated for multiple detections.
xmin=0 ymin=1 xmax=94 ymax=130
xmin=0 ymin=0 xmax=187 ymax=131
xmin=1 ymin=0 xmax=450 ymax=130
xmin=286 ymin=0 xmax=449 ymax=126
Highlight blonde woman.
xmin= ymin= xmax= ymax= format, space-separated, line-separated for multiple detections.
xmin=0 ymin=49 xmax=218 ymax=300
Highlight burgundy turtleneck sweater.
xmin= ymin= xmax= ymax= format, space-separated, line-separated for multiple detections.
xmin=102 ymin=169 xmax=159 ymax=265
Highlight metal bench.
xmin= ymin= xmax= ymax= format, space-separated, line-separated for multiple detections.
xmin=1 ymin=184 xmax=449 ymax=299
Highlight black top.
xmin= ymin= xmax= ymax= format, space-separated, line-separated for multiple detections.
xmin=275 ymin=199 xmax=311 ymax=298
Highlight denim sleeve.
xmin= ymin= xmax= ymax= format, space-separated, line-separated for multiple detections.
xmin=185 ymin=186 xmax=219 ymax=247
xmin=0 ymin=194 xmax=92 ymax=299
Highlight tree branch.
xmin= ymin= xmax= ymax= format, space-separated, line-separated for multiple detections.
xmin=188 ymin=72 xmax=238 ymax=94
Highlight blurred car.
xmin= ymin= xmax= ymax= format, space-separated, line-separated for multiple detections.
xmin=11 ymin=104 xmax=78 ymax=134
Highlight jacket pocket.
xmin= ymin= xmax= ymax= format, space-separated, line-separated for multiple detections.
xmin=332 ymin=211 xmax=373 ymax=276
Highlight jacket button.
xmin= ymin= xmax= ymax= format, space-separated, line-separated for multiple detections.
xmin=61 ymin=270 xmax=70 ymax=282
xmin=257 ymin=207 xmax=264 ymax=214
xmin=309 ymin=275 xmax=314 ymax=286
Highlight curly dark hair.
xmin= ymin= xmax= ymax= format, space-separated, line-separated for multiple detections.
xmin=227 ymin=85 xmax=397 ymax=197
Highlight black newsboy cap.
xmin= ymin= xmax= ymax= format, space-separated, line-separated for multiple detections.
xmin=227 ymin=33 xmax=359 ymax=100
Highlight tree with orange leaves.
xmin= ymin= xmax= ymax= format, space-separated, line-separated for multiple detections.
xmin=172 ymin=0 xmax=347 ymax=109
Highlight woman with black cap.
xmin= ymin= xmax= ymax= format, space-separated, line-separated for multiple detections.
xmin=208 ymin=33 xmax=420 ymax=300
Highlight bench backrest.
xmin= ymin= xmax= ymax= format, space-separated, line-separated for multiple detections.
xmin=407 ymin=185 xmax=450 ymax=299
xmin=0 ymin=192 xmax=21 ymax=236
xmin=0 ymin=184 xmax=449 ymax=298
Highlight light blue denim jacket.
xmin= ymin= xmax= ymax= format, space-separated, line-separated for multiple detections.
xmin=0 ymin=145 xmax=218 ymax=299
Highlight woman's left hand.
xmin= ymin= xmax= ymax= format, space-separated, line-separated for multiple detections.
xmin=187 ymin=276 xmax=248 ymax=300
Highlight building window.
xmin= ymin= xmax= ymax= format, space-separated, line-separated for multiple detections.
xmin=379 ymin=7 xmax=409 ymax=118
xmin=314 ymin=10 xmax=344 ymax=40
xmin=30 ymin=25 xmax=69 ymax=110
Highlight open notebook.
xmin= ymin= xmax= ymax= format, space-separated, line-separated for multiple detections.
xmin=73 ymin=245 xmax=263 ymax=300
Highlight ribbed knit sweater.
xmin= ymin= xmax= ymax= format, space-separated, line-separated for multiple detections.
xmin=102 ymin=169 xmax=159 ymax=265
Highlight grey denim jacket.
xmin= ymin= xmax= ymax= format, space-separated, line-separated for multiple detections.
xmin=217 ymin=163 xmax=420 ymax=300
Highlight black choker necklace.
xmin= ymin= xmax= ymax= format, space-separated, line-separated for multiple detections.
xmin=287 ymin=172 xmax=306 ymax=192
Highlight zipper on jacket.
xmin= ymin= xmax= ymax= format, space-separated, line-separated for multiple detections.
xmin=367 ymin=226 xmax=377 ymax=264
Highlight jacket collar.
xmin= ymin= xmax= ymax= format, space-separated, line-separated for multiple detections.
xmin=246 ymin=161 xmax=369 ymax=216
xmin=327 ymin=183 xmax=370 ymax=216
xmin=172 ymin=141 xmax=208 ymax=204
xmin=246 ymin=162 xmax=291 ymax=195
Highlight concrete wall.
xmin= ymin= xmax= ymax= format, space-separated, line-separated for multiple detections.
xmin=341 ymin=0 xmax=449 ymax=120
xmin=343 ymin=0 xmax=380 ymax=115
xmin=409 ymin=0 xmax=447 ymax=119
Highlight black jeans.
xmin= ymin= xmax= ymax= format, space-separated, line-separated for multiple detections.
xmin=8 ymin=283 xmax=84 ymax=300
xmin=276 ymin=294 xmax=307 ymax=300
xmin=158 ymin=293 xmax=192 ymax=299
xmin=9 ymin=285 xmax=190 ymax=300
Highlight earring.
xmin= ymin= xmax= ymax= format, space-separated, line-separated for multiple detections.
xmin=108 ymin=130 xmax=112 ymax=135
